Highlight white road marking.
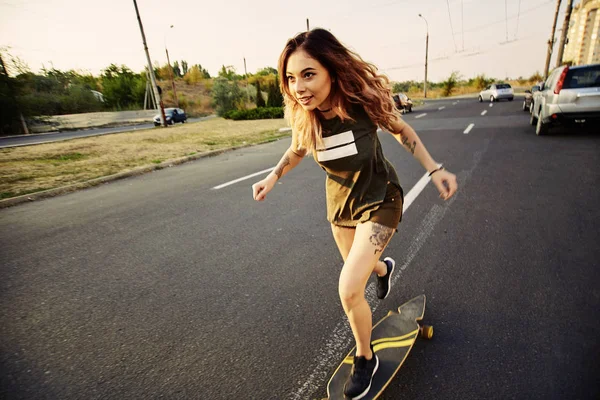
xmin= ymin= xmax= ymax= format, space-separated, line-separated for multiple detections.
xmin=481 ymin=110 xmax=487 ymax=116
xmin=212 ymin=167 xmax=274 ymax=189
xmin=415 ymin=113 xmax=427 ymax=119
xmin=438 ymin=106 xmax=446 ymax=110
xmin=452 ymin=102 xmax=458 ymax=105
xmin=464 ymin=123 xmax=475 ymax=134
xmin=489 ymin=103 xmax=493 ymax=107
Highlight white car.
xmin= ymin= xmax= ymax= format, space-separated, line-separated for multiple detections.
xmin=530 ymin=63 xmax=600 ymax=135
xmin=478 ymin=83 xmax=514 ymax=102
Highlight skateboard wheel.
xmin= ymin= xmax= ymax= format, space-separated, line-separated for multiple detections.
xmin=420 ymin=325 xmax=434 ymax=339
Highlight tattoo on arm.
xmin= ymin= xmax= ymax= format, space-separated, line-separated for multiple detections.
xmin=274 ymin=154 xmax=291 ymax=179
xmin=400 ymin=135 xmax=417 ymax=155
xmin=369 ymin=223 xmax=394 ymax=254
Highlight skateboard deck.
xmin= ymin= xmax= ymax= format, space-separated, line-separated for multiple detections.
xmin=326 ymin=294 xmax=432 ymax=400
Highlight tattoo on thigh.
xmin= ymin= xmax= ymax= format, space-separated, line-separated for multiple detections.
xmin=369 ymin=223 xmax=394 ymax=254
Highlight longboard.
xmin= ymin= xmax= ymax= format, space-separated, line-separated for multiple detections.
xmin=326 ymin=294 xmax=433 ymax=399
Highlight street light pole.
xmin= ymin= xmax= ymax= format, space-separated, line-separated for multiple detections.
xmin=165 ymin=24 xmax=179 ymax=108
xmin=133 ymin=0 xmax=166 ymax=126
xmin=419 ymin=14 xmax=429 ymax=98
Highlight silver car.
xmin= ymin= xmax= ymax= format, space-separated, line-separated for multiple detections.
xmin=530 ymin=64 xmax=600 ymax=135
xmin=478 ymin=83 xmax=514 ymax=102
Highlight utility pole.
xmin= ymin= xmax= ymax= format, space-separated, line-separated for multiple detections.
xmin=555 ymin=0 xmax=573 ymax=68
xmin=133 ymin=0 xmax=166 ymax=126
xmin=307 ymin=18 xmax=310 ymax=31
xmin=544 ymin=0 xmax=562 ymax=78
xmin=419 ymin=14 xmax=429 ymax=98
xmin=165 ymin=25 xmax=179 ymax=108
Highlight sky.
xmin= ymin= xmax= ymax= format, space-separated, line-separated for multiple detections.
xmin=0 ymin=0 xmax=580 ymax=83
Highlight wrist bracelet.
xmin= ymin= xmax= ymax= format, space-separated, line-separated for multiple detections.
xmin=428 ymin=166 xmax=444 ymax=177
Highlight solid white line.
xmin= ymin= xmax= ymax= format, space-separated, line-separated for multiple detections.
xmin=481 ymin=110 xmax=487 ymax=116
xmin=212 ymin=167 xmax=274 ymax=189
xmin=402 ymin=170 xmax=436 ymax=213
xmin=415 ymin=113 xmax=427 ymax=119
xmin=464 ymin=123 xmax=475 ymax=134
xmin=438 ymin=106 xmax=446 ymax=110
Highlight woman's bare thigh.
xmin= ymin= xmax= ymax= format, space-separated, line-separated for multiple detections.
xmin=331 ymin=224 xmax=356 ymax=262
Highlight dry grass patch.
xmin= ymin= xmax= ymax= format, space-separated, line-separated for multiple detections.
xmin=0 ymin=118 xmax=289 ymax=199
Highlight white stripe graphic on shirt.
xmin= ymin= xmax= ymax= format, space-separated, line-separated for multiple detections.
xmin=316 ymin=130 xmax=354 ymax=150
xmin=317 ymin=142 xmax=358 ymax=162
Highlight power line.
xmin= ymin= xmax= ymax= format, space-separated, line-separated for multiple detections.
xmin=446 ymin=0 xmax=458 ymax=52
xmin=515 ymin=0 xmax=522 ymax=39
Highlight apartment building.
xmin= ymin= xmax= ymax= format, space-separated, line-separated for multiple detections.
xmin=563 ymin=0 xmax=600 ymax=65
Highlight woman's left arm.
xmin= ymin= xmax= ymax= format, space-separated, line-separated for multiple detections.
xmin=388 ymin=118 xmax=458 ymax=200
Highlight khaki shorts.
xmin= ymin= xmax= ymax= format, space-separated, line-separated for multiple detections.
xmin=369 ymin=182 xmax=403 ymax=230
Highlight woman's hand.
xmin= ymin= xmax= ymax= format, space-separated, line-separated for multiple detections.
xmin=431 ymin=169 xmax=458 ymax=201
xmin=252 ymin=174 xmax=277 ymax=202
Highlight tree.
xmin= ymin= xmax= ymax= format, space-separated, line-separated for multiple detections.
xmin=181 ymin=60 xmax=188 ymax=76
xmin=212 ymin=77 xmax=244 ymax=116
xmin=256 ymin=67 xmax=278 ymax=76
xmin=266 ymin=79 xmax=284 ymax=107
xmin=101 ymin=64 xmax=144 ymax=110
xmin=255 ymin=80 xmax=266 ymax=107
xmin=173 ymin=61 xmax=181 ymax=78
xmin=219 ymin=65 xmax=237 ymax=80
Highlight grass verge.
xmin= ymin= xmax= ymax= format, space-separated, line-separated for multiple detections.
xmin=0 ymin=118 xmax=289 ymax=200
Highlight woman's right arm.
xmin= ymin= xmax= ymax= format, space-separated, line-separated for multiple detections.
xmin=252 ymin=146 xmax=307 ymax=201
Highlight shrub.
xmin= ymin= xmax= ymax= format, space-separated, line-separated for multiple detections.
xmin=212 ymin=77 xmax=244 ymax=116
xmin=441 ymin=71 xmax=461 ymax=97
xmin=222 ymin=107 xmax=284 ymax=120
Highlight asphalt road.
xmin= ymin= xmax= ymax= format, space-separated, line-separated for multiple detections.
xmin=1 ymin=98 xmax=599 ymax=400
xmin=0 ymin=117 xmax=208 ymax=149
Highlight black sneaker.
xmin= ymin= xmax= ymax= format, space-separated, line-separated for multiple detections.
xmin=343 ymin=346 xmax=379 ymax=399
xmin=376 ymin=257 xmax=395 ymax=300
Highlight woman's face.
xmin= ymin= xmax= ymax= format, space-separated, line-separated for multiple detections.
xmin=285 ymin=50 xmax=333 ymax=111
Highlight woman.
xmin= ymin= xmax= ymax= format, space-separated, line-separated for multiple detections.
xmin=252 ymin=28 xmax=457 ymax=399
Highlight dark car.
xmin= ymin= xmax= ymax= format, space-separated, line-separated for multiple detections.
xmin=523 ymin=84 xmax=541 ymax=112
xmin=153 ymin=108 xmax=187 ymax=126
xmin=393 ymin=93 xmax=413 ymax=113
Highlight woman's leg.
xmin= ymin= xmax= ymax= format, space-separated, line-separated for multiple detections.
xmin=338 ymin=221 xmax=395 ymax=358
xmin=331 ymin=224 xmax=388 ymax=274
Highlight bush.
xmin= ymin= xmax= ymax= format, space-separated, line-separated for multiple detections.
xmin=222 ymin=107 xmax=284 ymax=120
xmin=441 ymin=71 xmax=461 ymax=97
xmin=212 ymin=77 xmax=244 ymax=116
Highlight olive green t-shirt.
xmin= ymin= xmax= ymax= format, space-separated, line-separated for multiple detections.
xmin=313 ymin=105 xmax=402 ymax=227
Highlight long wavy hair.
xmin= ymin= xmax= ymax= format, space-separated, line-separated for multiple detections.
xmin=278 ymin=28 xmax=400 ymax=152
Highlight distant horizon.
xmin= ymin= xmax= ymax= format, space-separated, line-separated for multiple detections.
xmin=1 ymin=0 xmax=580 ymax=83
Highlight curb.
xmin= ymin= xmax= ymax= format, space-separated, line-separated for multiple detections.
xmin=0 ymin=141 xmax=276 ymax=209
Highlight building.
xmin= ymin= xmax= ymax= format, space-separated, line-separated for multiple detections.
xmin=563 ymin=0 xmax=600 ymax=65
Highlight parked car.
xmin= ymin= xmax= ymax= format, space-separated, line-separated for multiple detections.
xmin=153 ymin=108 xmax=187 ymax=126
xmin=393 ymin=93 xmax=413 ymax=113
xmin=523 ymin=84 xmax=541 ymax=112
xmin=530 ymin=63 xmax=600 ymax=135
xmin=478 ymin=83 xmax=514 ymax=102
